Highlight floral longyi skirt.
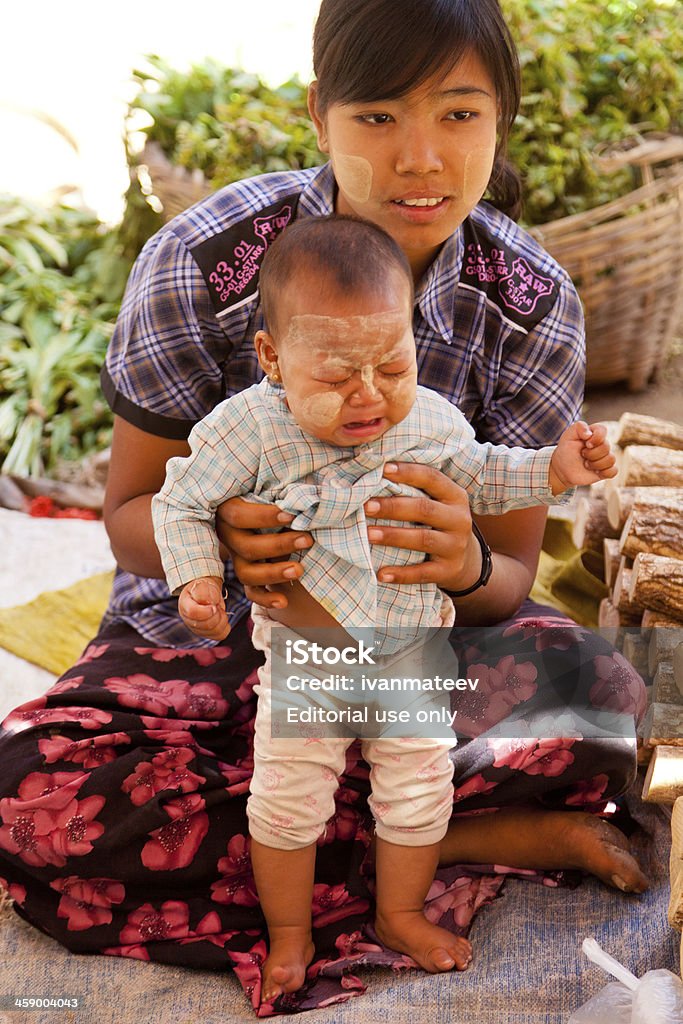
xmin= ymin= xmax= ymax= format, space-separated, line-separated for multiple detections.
xmin=0 ymin=601 xmax=646 ymax=1016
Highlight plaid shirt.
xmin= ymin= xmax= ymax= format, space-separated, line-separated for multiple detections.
xmin=152 ymin=380 xmax=564 ymax=653
xmin=102 ymin=163 xmax=585 ymax=648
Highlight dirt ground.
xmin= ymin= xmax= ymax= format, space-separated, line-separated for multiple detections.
xmin=581 ymin=344 xmax=683 ymax=428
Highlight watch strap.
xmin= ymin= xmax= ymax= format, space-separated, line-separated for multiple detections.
xmin=449 ymin=520 xmax=493 ymax=597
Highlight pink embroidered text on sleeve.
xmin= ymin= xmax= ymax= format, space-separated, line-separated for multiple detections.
xmin=207 ymin=204 xmax=294 ymax=304
xmin=498 ymin=258 xmax=554 ymax=316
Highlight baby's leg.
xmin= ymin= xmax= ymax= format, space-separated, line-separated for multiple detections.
xmin=250 ymin=840 xmax=317 ymax=1003
xmin=249 ymin=605 xmax=349 ymax=1003
xmin=366 ymin=721 xmax=468 ymax=972
xmin=374 ymin=838 xmax=472 ymax=972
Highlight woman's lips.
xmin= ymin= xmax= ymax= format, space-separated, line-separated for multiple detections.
xmin=390 ymin=196 xmax=450 ymax=222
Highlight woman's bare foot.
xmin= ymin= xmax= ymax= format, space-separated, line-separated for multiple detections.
xmin=375 ymin=910 xmax=472 ymax=972
xmin=438 ymin=808 xmax=649 ymax=893
xmin=261 ymin=927 xmax=315 ymax=1005
xmin=553 ymin=811 xmax=649 ymax=892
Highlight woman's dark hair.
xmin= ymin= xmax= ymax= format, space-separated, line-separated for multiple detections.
xmin=260 ymin=215 xmax=414 ymax=334
xmin=313 ymin=0 xmax=522 ymax=220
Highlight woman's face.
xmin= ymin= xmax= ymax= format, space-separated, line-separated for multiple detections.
xmin=308 ymin=50 xmax=498 ymax=281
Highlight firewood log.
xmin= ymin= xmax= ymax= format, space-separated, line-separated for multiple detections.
xmin=642 ymin=702 xmax=683 ymax=747
xmin=674 ymin=643 xmax=683 ymax=699
xmin=607 ymin=485 xmax=683 ymax=531
xmin=616 ymin=413 xmax=683 ymax=452
xmin=653 ymin=662 xmax=680 ymax=704
xmin=613 ymin=564 xmax=645 ymax=619
xmin=622 ymin=631 xmax=650 ymax=680
xmin=649 ymin=628 xmax=683 ymax=676
xmin=670 ymin=796 xmax=683 ymax=929
xmin=642 ymin=745 xmax=683 ymax=803
xmin=618 ymin=446 xmax=683 ymax=488
xmin=572 ymin=495 xmax=619 ymax=552
xmin=603 ymin=537 xmax=621 ymax=588
xmin=630 ymin=553 xmax=683 ymax=620
xmin=620 ymin=498 xmax=683 ymax=560
xmin=642 ymin=610 xmax=683 ymax=629
xmin=598 ymin=599 xmax=638 ymax=642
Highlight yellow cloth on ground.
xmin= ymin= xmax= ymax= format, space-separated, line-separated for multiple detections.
xmin=530 ymin=516 xmax=607 ymax=628
xmin=0 ymin=572 xmax=114 ymax=676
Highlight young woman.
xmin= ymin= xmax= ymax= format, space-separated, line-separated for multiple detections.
xmin=0 ymin=0 xmax=648 ymax=1015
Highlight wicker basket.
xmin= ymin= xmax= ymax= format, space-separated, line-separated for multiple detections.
xmin=530 ymin=140 xmax=683 ymax=392
xmin=138 ymin=142 xmax=212 ymax=221
xmin=140 ymin=137 xmax=683 ymax=393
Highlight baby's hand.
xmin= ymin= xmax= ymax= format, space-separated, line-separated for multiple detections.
xmin=178 ymin=576 xmax=231 ymax=641
xmin=549 ymin=421 xmax=617 ymax=494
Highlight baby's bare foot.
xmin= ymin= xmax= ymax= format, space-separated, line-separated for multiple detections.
xmin=261 ymin=928 xmax=315 ymax=1005
xmin=375 ymin=910 xmax=472 ymax=973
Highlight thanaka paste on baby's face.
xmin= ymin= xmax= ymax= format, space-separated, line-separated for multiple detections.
xmin=271 ymin=307 xmax=418 ymax=445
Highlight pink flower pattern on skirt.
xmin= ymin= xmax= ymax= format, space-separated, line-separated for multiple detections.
xmin=141 ymin=793 xmax=210 ymax=871
xmin=212 ymin=834 xmax=259 ymax=907
xmin=0 ymin=771 xmax=105 ymax=868
xmin=589 ymin=652 xmax=648 ymax=718
xmin=121 ymin=747 xmax=206 ymax=806
xmin=50 ymin=875 xmax=125 ymax=931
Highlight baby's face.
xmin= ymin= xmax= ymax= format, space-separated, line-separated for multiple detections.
xmin=264 ymin=275 xmax=417 ymax=447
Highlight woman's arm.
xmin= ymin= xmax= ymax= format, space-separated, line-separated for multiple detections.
xmin=103 ymin=416 xmax=190 ymax=579
xmin=457 ymin=506 xmax=547 ymax=624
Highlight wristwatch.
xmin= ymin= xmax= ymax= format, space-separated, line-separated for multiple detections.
xmin=449 ymin=521 xmax=493 ymax=597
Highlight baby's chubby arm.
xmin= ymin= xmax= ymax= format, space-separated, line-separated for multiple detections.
xmin=178 ymin=576 xmax=231 ymax=641
xmin=548 ymin=421 xmax=617 ymax=494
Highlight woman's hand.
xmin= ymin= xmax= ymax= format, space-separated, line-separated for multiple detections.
xmin=364 ymin=462 xmax=483 ymax=591
xmin=216 ymin=497 xmax=313 ymax=609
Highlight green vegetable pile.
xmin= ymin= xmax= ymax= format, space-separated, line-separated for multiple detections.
xmin=504 ymin=0 xmax=683 ymax=223
xmin=120 ymin=58 xmax=323 ymax=258
xmin=0 ymin=197 xmax=130 ymax=477
xmin=133 ymin=58 xmax=322 ymax=182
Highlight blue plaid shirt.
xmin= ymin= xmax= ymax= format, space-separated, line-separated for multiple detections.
xmin=102 ymin=163 xmax=585 ymax=648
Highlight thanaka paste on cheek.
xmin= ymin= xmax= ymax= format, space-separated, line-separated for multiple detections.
xmin=332 ymin=153 xmax=374 ymax=204
xmin=459 ymin=126 xmax=497 ymax=214
xmin=298 ymin=391 xmax=345 ymax=427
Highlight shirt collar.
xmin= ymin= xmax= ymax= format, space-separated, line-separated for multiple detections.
xmin=299 ymin=162 xmax=337 ymax=218
xmin=413 ymin=228 xmax=465 ymax=345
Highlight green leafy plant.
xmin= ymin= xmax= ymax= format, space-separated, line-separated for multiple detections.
xmin=502 ymin=0 xmax=683 ymax=223
xmin=0 ymin=196 xmax=131 ymax=477
xmin=120 ymin=57 xmax=323 ymax=256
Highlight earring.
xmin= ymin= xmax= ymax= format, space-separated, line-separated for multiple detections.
xmin=269 ymin=367 xmax=281 ymax=384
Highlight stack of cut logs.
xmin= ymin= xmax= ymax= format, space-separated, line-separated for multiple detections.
xmin=573 ymin=412 xmax=683 ymax=806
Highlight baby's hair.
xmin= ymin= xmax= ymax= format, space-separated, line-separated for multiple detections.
xmin=312 ymin=0 xmax=522 ymax=220
xmin=259 ymin=214 xmax=414 ymax=336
